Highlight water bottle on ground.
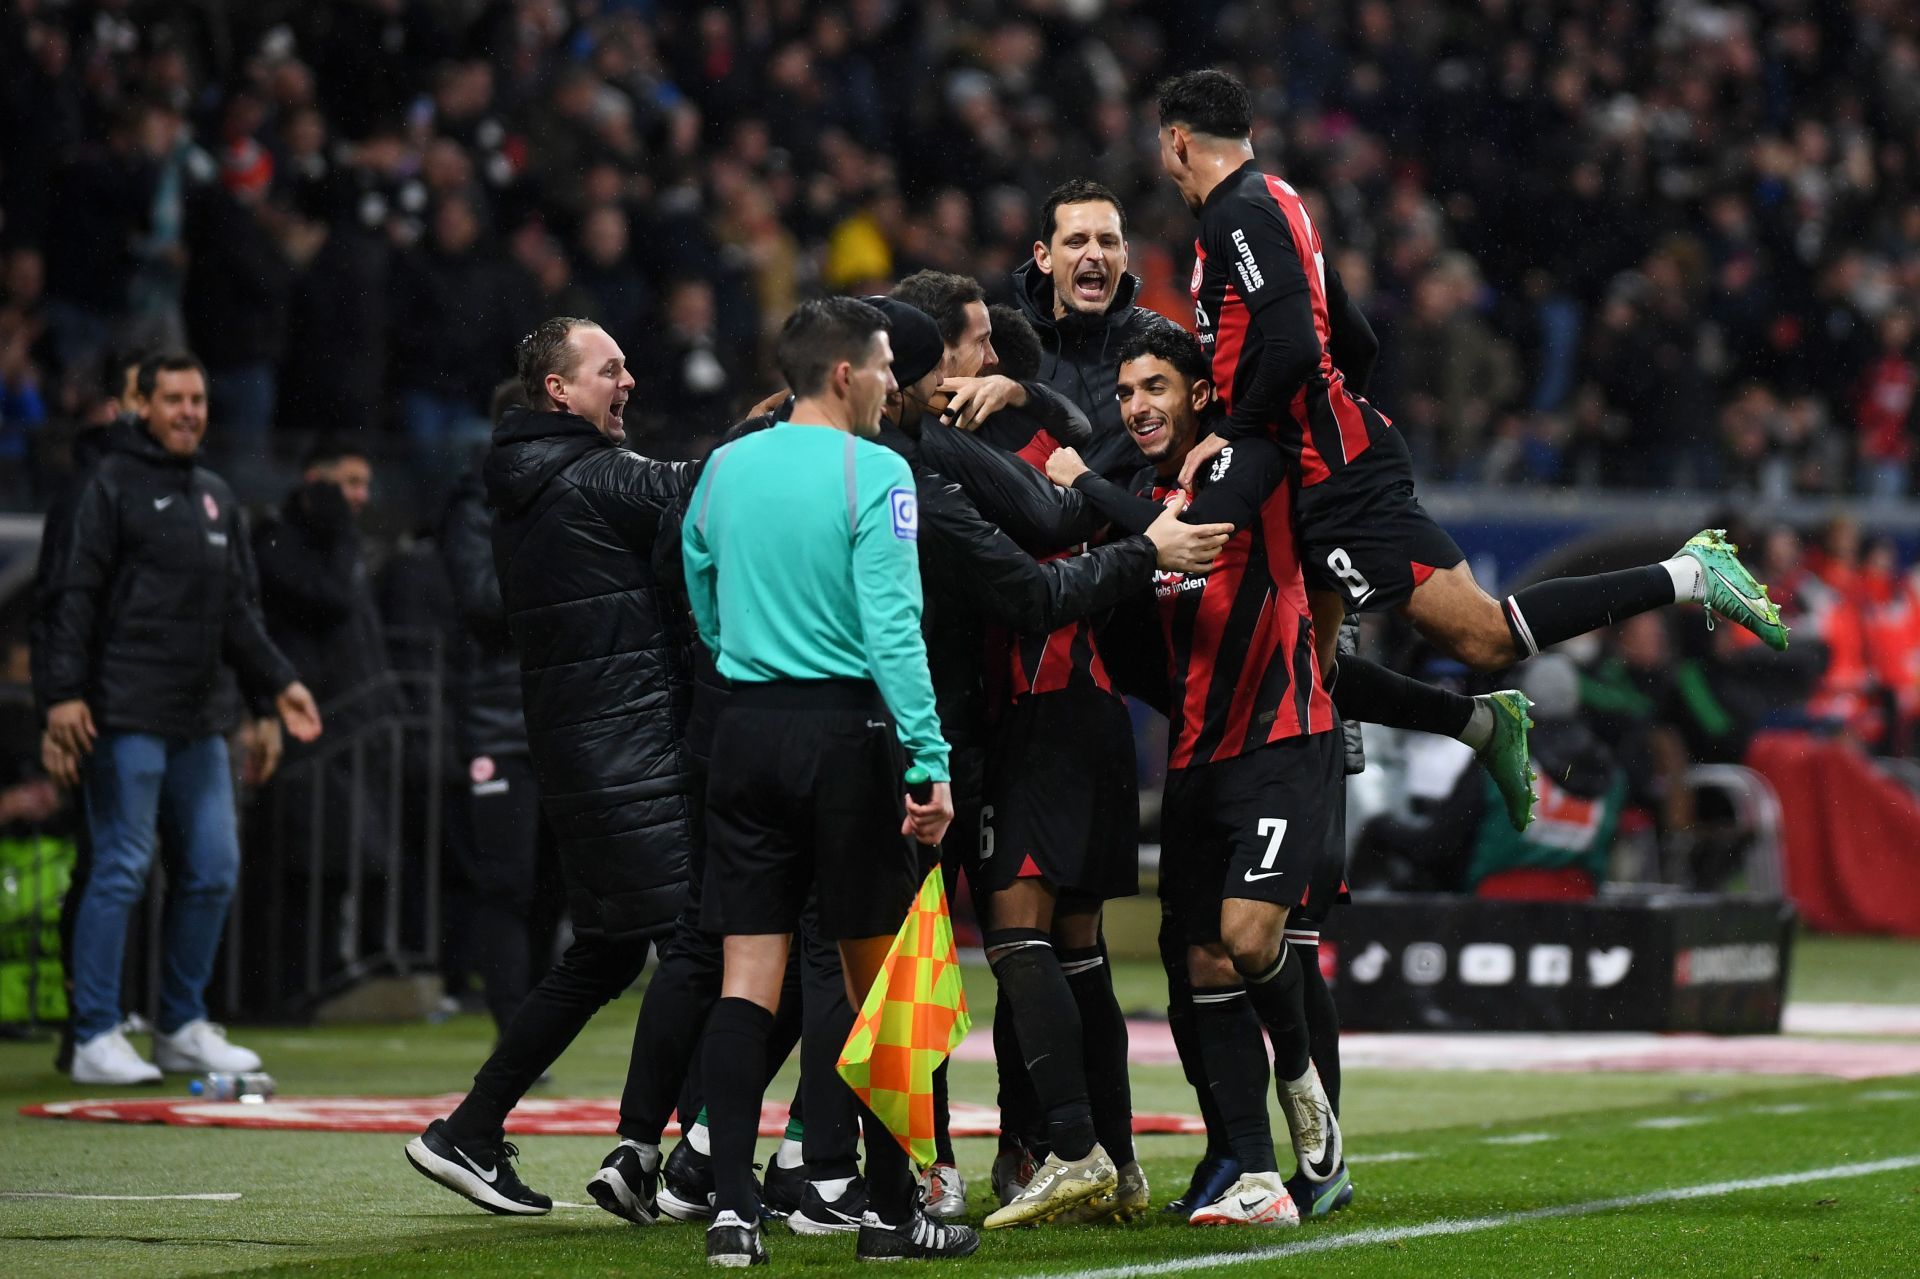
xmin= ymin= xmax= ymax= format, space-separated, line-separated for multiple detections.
xmin=189 ymin=1072 xmax=277 ymax=1102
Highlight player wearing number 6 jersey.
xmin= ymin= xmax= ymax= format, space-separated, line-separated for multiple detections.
xmin=1156 ymin=70 xmax=1789 ymax=710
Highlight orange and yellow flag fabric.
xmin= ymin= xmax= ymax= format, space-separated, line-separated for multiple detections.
xmin=836 ymin=868 xmax=971 ymax=1167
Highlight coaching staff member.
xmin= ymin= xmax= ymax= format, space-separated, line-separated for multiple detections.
xmin=38 ymin=353 xmax=322 ymax=1085
xmin=683 ymin=297 xmax=979 ymax=1266
xmin=407 ymin=316 xmax=696 ymax=1214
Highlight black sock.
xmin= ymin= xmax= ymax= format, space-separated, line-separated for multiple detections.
xmin=1505 ymin=567 xmax=1675 ymax=659
xmin=1332 ymin=656 xmax=1475 ymax=738
xmin=932 ymin=1058 xmax=955 ymax=1165
xmin=1191 ymin=986 xmax=1278 ymax=1174
xmin=1292 ymin=935 xmax=1340 ymax=1115
xmin=1060 ymin=943 xmax=1134 ymax=1167
xmin=798 ymin=921 xmax=860 ymax=1180
xmin=702 ymin=997 xmax=773 ymax=1219
xmin=856 ymin=1094 xmax=915 ymax=1222
xmin=1161 ymin=908 xmax=1231 ymax=1162
xmin=992 ymin=1004 xmax=1043 ymax=1152
xmin=986 ymin=929 xmax=1094 ymax=1161
xmin=1241 ymin=946 xmax=1311 ymax=1083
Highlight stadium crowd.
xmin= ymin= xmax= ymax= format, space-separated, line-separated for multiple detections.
xmin=2 ymin=1 xmax=1920 ymax=501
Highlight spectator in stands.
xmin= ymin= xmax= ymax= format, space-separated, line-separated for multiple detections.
xmin=1393 ymin=253 xmax=1520 ymax=480
xmin=636 ymin=277 xmax=740 ymax=460
xmin=1853 ymin=309 xmax=1916 ymax=501
xmin=34 ymin=353 xmax=320 ymax=1084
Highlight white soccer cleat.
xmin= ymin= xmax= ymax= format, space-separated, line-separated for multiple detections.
xmin=1277 ymin=1066 xmax=1342 ymax=1182
xmin=153 ymin=1019 xmax=263 ymax=1074
xmin=71 ymin=1028 xmax=163 ymax=1085
xmin=921 ymin=1161 xmax=969 ymax=1219
xmin=982 ymin=1144 xmax=1117 ymax=1229
xmin=1186 ymin=1171 xmax=1300 ymax=1227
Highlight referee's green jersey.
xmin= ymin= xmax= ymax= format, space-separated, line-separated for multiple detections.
xmin=682 ymin=422 xmax=950 ymax=782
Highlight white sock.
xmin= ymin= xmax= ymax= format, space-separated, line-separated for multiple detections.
xmin=620 ymin=1139 xmax=661 ymax=1173
xmin=775 ymin=1138 xmax=805 ymax=1169
xmin=1458 ymin=699 xmax=1494 ymax=751
xmin=812 ymin=1175 xmax=854 ymax=1200
xmin=686 ymin=1122 xmax=710 ymax=1156
xmin=1663 ymin=556 xmax=1705 ymax=604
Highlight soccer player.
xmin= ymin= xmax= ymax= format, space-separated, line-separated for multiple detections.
xmin=1058 ymin=325 xmax=1342 ymax=1227
xmin=1154 ymin=70 xmax=1788 ymax=698
xmin=681 ymin=297 xmax=978 ymax=1265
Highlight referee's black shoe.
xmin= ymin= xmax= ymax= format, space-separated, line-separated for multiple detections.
xmin=405 ymin=1119 xmax=552 ymax=1215
xmin=707 ymin=1210 xmax=768 ymax=1267
xmin=658 ymin=1139 xmax=716 ymax=1221
xmin=1163 ymin=1155 xmax=1239 ymax=1216
xmin=587 ymin=1140 xmax=660 ymax=1225
xmin=787 ymin=1176 xmax=867 ymax=1235
xmin=856 ymin=1209 xmax=981 ymax=1261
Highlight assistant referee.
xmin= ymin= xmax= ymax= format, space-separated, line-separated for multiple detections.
xmin=682 ymin=297 xmax=980 ymax=1267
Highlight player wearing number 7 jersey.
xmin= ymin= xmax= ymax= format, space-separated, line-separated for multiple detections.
xmin=1157 ymin=69 xmax=1789 ymax=693
xmin=1062 ymin=327 xmax=1345 ymax=1230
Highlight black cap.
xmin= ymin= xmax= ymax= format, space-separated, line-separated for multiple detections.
xmin=861 ymin=296 xmax=945 ymax=388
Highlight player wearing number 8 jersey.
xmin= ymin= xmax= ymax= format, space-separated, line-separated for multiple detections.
xmin=1158 ymin=70 xmax=1789 ymax=706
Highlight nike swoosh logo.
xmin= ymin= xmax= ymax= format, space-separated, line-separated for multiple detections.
xmin=154 ymin=496 xmax=174 ymax=510
xmin=1237 ymin=1196 xmax=1267 ymax=1213
xmin=457 ymin=1149 xmax=499 ymax=1184
xmin=1244 ymin=870 xmax=1286 ymax=882
xmin=1706 ymin=564 xmax=1769 ymax=615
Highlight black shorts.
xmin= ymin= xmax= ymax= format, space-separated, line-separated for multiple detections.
xmin=1159 ymin=730 xmax=1348 ymax=946
xmin=1300 ymin=428 xmax=1464 ymax=614
xmin=975 ymin=685 xmax=1139 ymax=902
xmin=701 ymin=680 xmax=919 ymax=941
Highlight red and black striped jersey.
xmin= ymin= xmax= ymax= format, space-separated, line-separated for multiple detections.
xmin=1139 ymin=437 xmax=1334 ymax=768
xmin=1006 ymin=422 xmax=1115 ymax=700
xmin=1191 ymin=161 xmax=1388 ymax=487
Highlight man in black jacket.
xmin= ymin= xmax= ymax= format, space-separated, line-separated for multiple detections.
xmin=436 ymin=382 xmax=561 ymax=1037
xmin=37 ymin=353 xmax=322 ymax=1086
xmin=1011 ymin=179 xmax=1184 ymax=484
xmin=253 ymin=437 xmax=397 ymax=1006
xmin=406 ymin=316 xmax=696 ymax=1217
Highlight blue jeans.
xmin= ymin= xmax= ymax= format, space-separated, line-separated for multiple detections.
xmin=73 ymin=733 xmax=239 ymax=1041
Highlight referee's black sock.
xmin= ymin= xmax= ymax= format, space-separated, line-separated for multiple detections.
xmin=702 ymin=996 xmax=773 ymax=1220
xmin=1191 ymin=985 xmax=1279 ymax=1174
xmin=1331 ymin=656 xmax=1476 ymax=740
xmin=1161 ymin=909 xmax=1232 ymax=1163
xmin=986 ymin=928 xmax=1096 ymax=1162
xmin=1504 ymin=567 xmax=1676 ymax=660
xmin=1292 ymin=936 xmax=1341 ymax=1115
xmin=1059 ymin=942 xmax=1135 ymax=1167
xmin=1241 ymin=945 xmax=1312 ymax=1084
xmin=992 ymin=1006 xmax=1044 ymax=1154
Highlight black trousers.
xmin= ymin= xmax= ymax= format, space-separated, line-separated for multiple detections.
xmin=457 ymin=753 xmax=562 ymax=1033
xmin=450 ymin=928 xmax=652 ymax=1140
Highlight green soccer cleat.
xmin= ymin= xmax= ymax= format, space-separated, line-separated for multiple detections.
xmin=1478 ymin=690 xmax=1537 ymax=832
xmin=1679 ymin=529 xmax=1790 ymax=652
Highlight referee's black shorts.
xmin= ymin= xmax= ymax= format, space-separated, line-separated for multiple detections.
xmin=701 ymin=679 xmax=919 ymax=942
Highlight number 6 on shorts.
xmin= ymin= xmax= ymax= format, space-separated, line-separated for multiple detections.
xmin=1257 ymin=817 xmax=1289 ymax=870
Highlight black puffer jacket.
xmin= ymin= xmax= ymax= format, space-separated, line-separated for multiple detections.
xmin=253 ymin=480 xmax=393 ymax=734
xmin=36 ymin=421 xmax=297 ymax=737
xmin=438 ymin=457 xmax=529 ymax=760
xmin=1013 ymin=259 xmax=1183 ymax=483
xmin=484 ymin=407 xmax=696 ymax=941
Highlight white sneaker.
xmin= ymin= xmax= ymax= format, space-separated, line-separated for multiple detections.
xmin=1276 ymin=1067 xmax=1342 ymax=1182
xmin=153 ymin=1019 xmax=263 ymax=1073
xmin=71 ymin=1029 xmax=163 ymax=1085
xmin=982 ymin=1144 xmax=1117 ymax=1230
xmin=921 ymin=1162 xmax=968 ymax=1220
xmin=1187 ymin=1171 xmax=1300 ymax=1227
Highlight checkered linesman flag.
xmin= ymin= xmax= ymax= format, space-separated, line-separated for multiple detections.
xmin=836 ymin=867 xmax=971 ymax=1167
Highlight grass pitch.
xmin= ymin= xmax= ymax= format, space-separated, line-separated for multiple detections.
xmin=3 ymin=935 xmax=1918 ymax=1278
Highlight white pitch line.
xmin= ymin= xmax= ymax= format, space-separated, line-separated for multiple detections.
xmin=0 ymin=1192 xmax=242 ymax=1202
xmin=1346 ymin=1151 xmax=1423 ymax=1163
xmin=1481 ymin=1132 xmax=1556 ymax=1145
xmin=1028 ymin=1153 xmax=1920 ymax=1279
xmin=1635 ymin=1116 xmax=1711 ymax=1130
